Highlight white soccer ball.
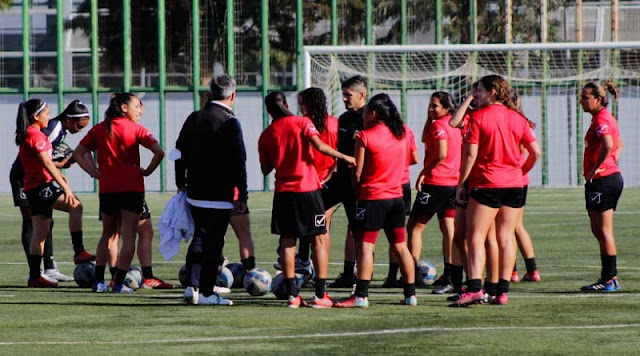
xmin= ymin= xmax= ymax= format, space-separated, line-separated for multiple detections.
xmin=416 ymin=260 xmax=437 ymax=286
xmin=216 ymin=266 xmax=234 ymax=289
xmin=243 ymin=268 xmax=272 ymax=296
xmin=124 ymin=266 xmax=143 ymax=290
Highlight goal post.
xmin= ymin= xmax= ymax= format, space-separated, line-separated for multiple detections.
xmin=303 ymin=41 xmax=640 ymax=187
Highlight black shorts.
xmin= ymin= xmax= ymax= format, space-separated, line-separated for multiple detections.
xmin=470 ymin=187 xmax=525 ymax=209
xmin=99 ymin=192 xmax=145 ymax=216
xmin=321 ymin=174 xmax=356 ymax=223
xmin=25 ymin=181 xmax=64 ymax=218
xmin=522 ymin=185 xmax=529 ymax=206
xmin=271 ymin=190 xmax=327 ymax=237
xmin=409 ymin=184 xmax=456 ymax=222
xmin=9 ymin=165 xmax=29 ymax=208
xmin=140 ymin=197 xmax=151 ymax=220
xmin=402 ymin=182 xmax=412 ymax=216
xmin=352 ymin=198 xmax=406 ymax=231
xmin=585 ymin=172 xmax=623 ymax=212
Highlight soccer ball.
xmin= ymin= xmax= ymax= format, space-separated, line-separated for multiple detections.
xmin=226 ymin=262 xmax=246 ymax=288
xmin=271 ymin=272 xmax=308 ymax=300
xmin=216 ymin=266 xmax=234 ymax=288
xmin=243 ymin=268 xmax=272 ymax=296
xmin=416 ymin=260 xmax=437 ymax=286
xmin=73 ymin=262 xmax=95 ymax=288
xmin=124 ymin=266 xmax=143 ymax=289
xmin=178 ymin=264 xmax=188 ymax=288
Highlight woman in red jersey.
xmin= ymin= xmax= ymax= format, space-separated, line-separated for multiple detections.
xmin=454 ymin=75 xmax=540 ymax=306
xmin=259 ymin=91 xmax=354 ymax=308
xmin=15 ymin=99 xmax=93 ymax=288
xmin=579 ymin=81 xmax=624 ymax=292
xmin=333 ymin=93 xmax=416 ymax=308
xmin=74 ymin=93 xmax=164 ymax=293
xmin=402 ymin=92 xmax=460 ymax=291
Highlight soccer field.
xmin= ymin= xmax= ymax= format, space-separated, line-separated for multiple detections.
xmin=0 ymin=188 xmax=639 ymax=355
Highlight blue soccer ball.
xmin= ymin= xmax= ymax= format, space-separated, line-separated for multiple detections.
xmin=243 ymin=268 xmax=272 ymax=296
xmin=416 ymin=260 xmax=437 ymax=286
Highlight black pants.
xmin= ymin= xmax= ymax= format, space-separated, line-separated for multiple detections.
xmin=185 ymin=206 xmax=231 ymax=296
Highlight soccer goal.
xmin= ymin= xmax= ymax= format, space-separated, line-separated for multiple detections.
xmin=303 ymin=42 xmax=640 ymax=187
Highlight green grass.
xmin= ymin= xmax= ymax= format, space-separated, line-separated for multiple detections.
xmin=1 ymin=188 xmax=640 ymax=355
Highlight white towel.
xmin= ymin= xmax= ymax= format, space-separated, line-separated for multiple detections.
xmin=158 ymin=191 xmax=194 ymax=262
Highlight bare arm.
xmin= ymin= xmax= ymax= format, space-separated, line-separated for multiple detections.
xmin=450 ymin=95 xmax=474 ymax=128
xmin=585 ymin=135 xmax=614 ymax=182
xmin=353 ymin=138 xmax=366 ymax=187
xmin=36 ymin=151 xmax=77 ymax=206
xmin=310 ymin=135 xmax=355 ymax=167
xmin=140 ymin=142 xmax=165 ymax=177
xmin=73 ymin=144 xmax=101 ymax=179
xmin=416 ymin=139 xmax=447 ymax=191
xmin=456 ymin=142 xmax=477 ymax=202
xmin=615 ymin=137 xmax=623 ymax=163
xmin=521 ymin=141 xmax=541 ymax=175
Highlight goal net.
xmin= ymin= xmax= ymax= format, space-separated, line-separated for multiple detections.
xmin=304 ymin=42 xmax=640 ymax=187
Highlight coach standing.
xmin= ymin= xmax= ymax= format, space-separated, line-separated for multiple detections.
xmin=175 ymin=74 xmax=248 ymax=306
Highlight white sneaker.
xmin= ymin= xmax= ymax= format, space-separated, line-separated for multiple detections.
xmin=199 ymin=293 xmax=233 ymax=306
xmin=40 ymin=272 xmax=58 ymax=284
xmin=295 ymin=258 xmax=314 ymax=275
xmin=44 ymin=269 xmax=74 ymax=282
xmin=183 ymin=287 xmax=199 ymax=305
xmin=213 ymin=285 xmax=231 ymax=294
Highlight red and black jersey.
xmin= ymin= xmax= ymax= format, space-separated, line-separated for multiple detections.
xmin=313 ymin=115 xmax=339 ymax=181
xmin=19 ymin=126 xmax=53 ymax=191
xmin=584 ymin=108 xmax=620 ymax=179
xmin=422 ymin=115 xmax=462 ymax=186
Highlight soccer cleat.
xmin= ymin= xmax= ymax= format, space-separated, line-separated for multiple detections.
xmin=446 ymin=294 xmax=460 ymax=302
xmin=333 ymin=295 xmax=369 ymax=308
xmin=142 ymin=278 xmax=174 ymax=289
xmin=522 ymin=270 xmax=541 ymax=282
xmin=294 ymin=258 xmax=314 ymax=275
xmin=214 ymin=285 xmax=231 ymax=294
xmin=450 ymin=290 xmax=485 ymax=307
xmin=432 ymin=283 xmax=455 ymax=294
xmin=92 ymin=281 xmax=108 ymax=293
xmin=432 ymin=275 xmax=451 ymax=287
xmin=381 ymin=278 xmax=403 ymax=288
xmin=199 ymin=293 xmax=233 ymax=306
xmin=311 ymin=293 xmax=334 ymax=308
xmin=328 ymin=273 xmax=356 ymax=288
xmin=490 ymin=293 xmax=509 ymax=305
xmin=581 ymin=277 xmax=621 ymax=292
xmin=183 ymin=287 xmax=199 ymax=305
xmin=287 ymin=295 xmax=308 ymax=308
xmin=510 ymin=270 xmax=520 ymax=283
xmin=401 ymin=295 xmax=418 ymax=306
xmin=111 ymin=283 xmax=134 ymax=293
xmin=44 ymin=268 xmax=74 ymax=282
xmin=28 ymin=275 xmax=59 ymax=288
xmin=73 ymin=250 xmax=96 ymax=264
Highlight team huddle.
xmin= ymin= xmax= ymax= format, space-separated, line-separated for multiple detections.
xmin=13 ymin=73 xmax=624 ymax=308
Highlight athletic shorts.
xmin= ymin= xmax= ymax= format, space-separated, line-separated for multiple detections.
xmin=470 ymin=187 xmax=525 ymax=209
xmin=99 ymin=194 xmax=150 ymax=220
xmin=321 ymin=174 xmax=356 ymax=223
xmin=409 ymin=184 xmax=456 ymax=223
xmin=352 ymin=198 xmax=406 ymax=231
xmin=402 ymin=182 xmax=412 ymax=216
xmin=25 ymin=181 xmax=64 ymax=218
xmin=99 ymin=192 xmax=145 ymax=216
xmin=9 ymin=165 xmax=28 ymax=208
xmin=585 ymin=172 xmax=623 ymax=212
xmin=456 ymin=180 xmax=470 ymax=208
xmin=271 ymin=190 xmax=327 ymax=237
xmin=521 ymin=185 xmax=529 ymax=206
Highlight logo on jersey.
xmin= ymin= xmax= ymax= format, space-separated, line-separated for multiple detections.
xmin=314 ymin=214 xmax=326 ymax=227
xmin=433 ymin=130 xmax=445 ymax=138
xmin=307 ymin=124 xmax=319 ymax=135
xmin=596 ymin=124 xmax=609 ymax=136
xmin=418 ymin=192 xmax=431 ymax=205
xmin=589 ymin=192 xmax=602 ymax=204
xmin=36 ymin=141 xmax=47 ymax=151
xmin=355 ymin=208 xmax=366 ymax=220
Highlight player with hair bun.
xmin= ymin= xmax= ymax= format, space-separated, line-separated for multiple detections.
xmin=579 ymin=81 xmax=624 ymax=292
xmin=15 ymin=99 xmax=94 ymax=288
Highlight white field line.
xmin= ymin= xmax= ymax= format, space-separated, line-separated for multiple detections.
xmin=0 ymin=323 xmax=639 ymax=346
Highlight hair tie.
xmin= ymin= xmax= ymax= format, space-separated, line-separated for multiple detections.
xmin=29 ymin=102 xmax=47 ymax=118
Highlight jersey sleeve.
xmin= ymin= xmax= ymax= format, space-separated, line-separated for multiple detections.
xmin=594 ymin=116 xmax=611 ymax=137
xmin=406 ymin=127 xmax=418 ymax=151
xmin=301 ymin=117 xmax=320 ymax=141
xmin=430 ymin=121 xmax=449 ymax=141
xmin=136 ymin=124 xmax=159 ymax=148
xmin=465 ymin=112 xmax=480 ymax=144
xmin=28 ymin=131 xmax=52 ymax=153
xmin=79 ymin=126 xmax=98 ymax=151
